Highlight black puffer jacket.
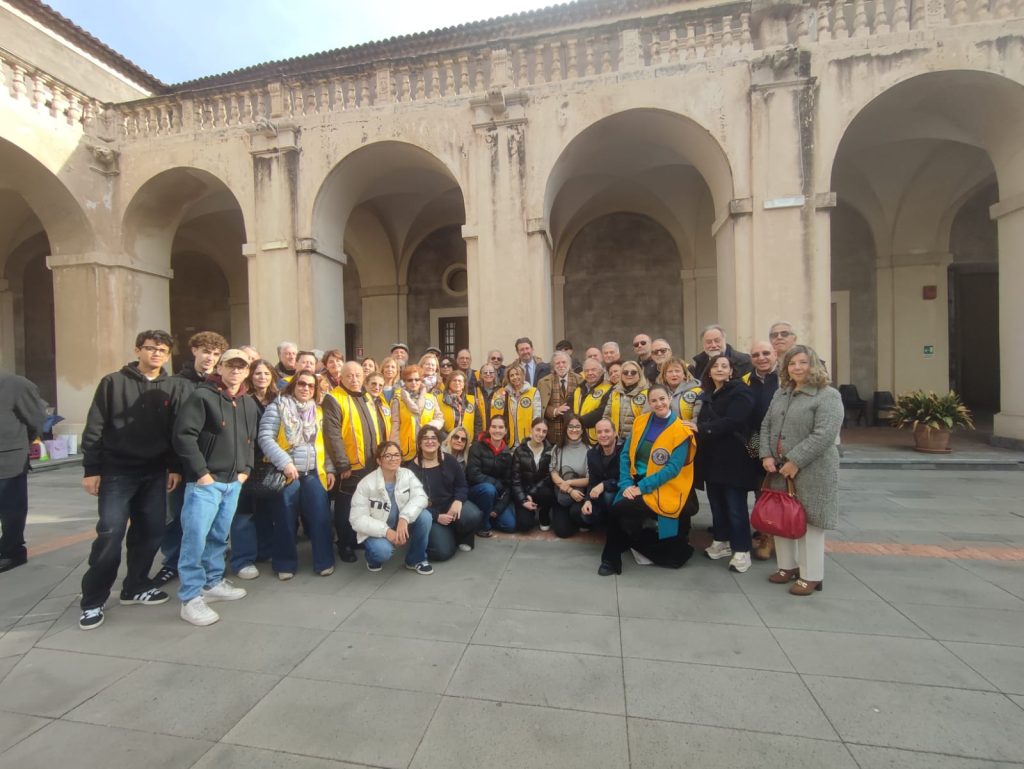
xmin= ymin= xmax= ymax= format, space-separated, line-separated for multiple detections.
xmin=695 ymin=379 xmax=759 ymax=490
xmin=511 ymin=440 xmax=553 ymax=504
xmin=467 ymin=437 xmax=513 ymax=509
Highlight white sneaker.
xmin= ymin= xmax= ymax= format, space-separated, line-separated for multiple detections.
xmin=202 ymin=579 xmax=247 ymax=602
xmin=631 ymin=548 xmax=653 ymax=566
xmin=236 ymin=565 xmax=259 ymax=580
xmin=181 ymin=596 xmax=219 ymax=626
xmin=278 ymin=571 xmax=294 ymax=581
xmin=457 ymin=543 xmax=473 ymax=552
xmin=704 ymin=540 xmax=733 ymax=560
xmin=319 ymin=566 xmax=335 ymax=576
xmin=729 ymin=551 xmax=752 ymax=573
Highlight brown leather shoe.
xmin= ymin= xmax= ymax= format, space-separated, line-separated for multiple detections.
xmin=789 ymin=578 xmax=823 ymax=596
xmin=768 ymin=567 xmax=800 ymax=584
xmin=752 ymin=533 xmax=775 ymax=561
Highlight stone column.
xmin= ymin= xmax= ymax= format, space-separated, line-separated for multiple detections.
xmin=992 ymin=196 xmax=1024 ymax=443
xmin=360 ymin=286 xmax=402 ymax=359
xmin=887 ymin=252 xmax=952 ymax=393
xmin=296 ymin=239 xmax=346 ymax=351
xmin=47 ymin=253 xmax=172 ymax=434
xmin=0 ymin=279 xmax=15 ymax=373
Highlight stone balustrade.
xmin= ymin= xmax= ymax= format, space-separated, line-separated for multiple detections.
xmin=0 ymin=46 xmax=102 ymax=130
xmin=104 ymin=0 xmax=1021 ymax=140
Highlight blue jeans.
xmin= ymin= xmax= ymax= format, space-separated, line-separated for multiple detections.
xmin=363 ymin=512 xmax=432 ymax=567
xmin=469 ymin=482 xmax=515 ymax=533
xmin=177 ymin=480 xmax=242 ymax=601
xmin=272 ymin=472 xmax=334 ymax=573
xmin=0 ymin=473 xmax=28 ymax=561
xmin=229 ymin=486 xmax=274 ymax=571
xmin=160 ymin=482 xmax=185 ymax=570
xmin=706 ymin=482 xmax=753 ymax=553
xmin=80 ymin=471 xmax=168 ymax=610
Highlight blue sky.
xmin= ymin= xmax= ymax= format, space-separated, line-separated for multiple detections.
xmin=47 ymin=0 xmax=553 ymax=84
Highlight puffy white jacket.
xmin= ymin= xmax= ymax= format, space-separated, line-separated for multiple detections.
xmin=349 ymin=467 xmax=428 ymax=543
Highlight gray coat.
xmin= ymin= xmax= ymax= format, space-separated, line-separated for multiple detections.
xmin=0 ymin=374 xmax=45 ymax=479
xmin=759 ymin=385 xmax=843 ymax=530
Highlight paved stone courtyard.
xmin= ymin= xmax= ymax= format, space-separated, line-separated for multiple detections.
xmin=1 ymin=465 xmax=1023 ymax=768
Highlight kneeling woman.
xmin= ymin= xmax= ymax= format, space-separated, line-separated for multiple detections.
xmin=599 ymin=384 xmax=697 ymax=575
xmin=408 ymin=426 xmax=483 ymax=561
xmin=350 ymin=441 xmax=433 ymax=574
xmin=466 ymin=415 xmax=515 ymax=536
xmin=258 ymin=371 xmax=337 ymax=579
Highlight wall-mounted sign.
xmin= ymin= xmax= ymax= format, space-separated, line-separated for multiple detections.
xmin=923 ymin=345 xmax=934 ymax=357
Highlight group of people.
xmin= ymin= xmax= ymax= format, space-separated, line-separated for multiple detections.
xmin=4 ymin=319 xmax=842 ymax=632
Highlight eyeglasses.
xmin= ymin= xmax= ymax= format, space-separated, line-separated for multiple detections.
xmin=140 ymin=345 xmax=170 ymax=355
xmin=481 ymin=370 xmax=496 ymax=376
xmin=294 ymin=382 xmax=316 ymax=389
xmin=405 ymin=378 xmax=421 ymax=383
xmin=489 ymin=356 xmax=503 ymax=362
xmin=632 ymin=340 xmax=648 ymax=347
xmin=421 ymin=436 xmax=439 ymax=442
xmin=440 ymin=361 xmax=453 ymax=368
xmin=652 ymin=348 xmax=670 ymax=355
xmin=567 ymin=424 xmax=583 ymax=431
xmin=451 ymin=435 xmax=466 ymax=442
xmin=381 ymin=453 xmax=402 ymax=460
xmin=751 ymin=351 xmax=774 ymax=358
xmin=622 ymin=370 xmax=640 ymax=376
xmin=769 ymin=331 xmax=793 ymax=339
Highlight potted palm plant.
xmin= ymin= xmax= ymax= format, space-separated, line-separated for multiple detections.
xmin=889 ymin=390 xmax=974 ymax=453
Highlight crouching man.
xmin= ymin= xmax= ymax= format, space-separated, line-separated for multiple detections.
xmin=172 ymin=350 xmax=259 ymax=626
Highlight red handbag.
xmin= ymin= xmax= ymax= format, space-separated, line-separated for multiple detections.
xmin=750 ymin=473 xmax=807 ymax=539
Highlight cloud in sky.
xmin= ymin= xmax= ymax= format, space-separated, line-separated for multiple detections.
xmin=46 ymin=0 xmax=555 ymax=83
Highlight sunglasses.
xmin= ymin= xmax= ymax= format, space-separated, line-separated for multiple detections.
xmin=295 ymin=381 xmax=316 ymax=389
xmin=751 ymin=352 xmax=774 ymax=358
xmin=632 ymin=340 xmax=648 ymax=347
xmin=770 ymin=331 xmax=793 ymax=339
xmin=652 ymin=348 xmax=670 ymax=355
xmin=622 ymin=370 xmax=640 ymax=376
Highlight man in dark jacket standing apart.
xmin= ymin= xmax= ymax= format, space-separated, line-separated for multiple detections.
xmin=79 ymin=330 xmax=184 ymax=630
xmin=0 ymin=372 xmax=45 ymax=572
xmin=172 ymin=349 xmax=258 ymax=626
xmin=689 ymin=325 xmax=753 ymax=380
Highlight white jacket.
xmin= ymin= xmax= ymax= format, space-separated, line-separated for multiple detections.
xmin=349 ymin=467 xmax=428 ymax=543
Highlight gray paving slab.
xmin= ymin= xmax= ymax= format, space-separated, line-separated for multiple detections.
xmin=893 ymin=603 xmax=1024 ymax=646
xmin=748 ymin=594 xmax=930 ymax=637
xmin=446 ymin=644 xmax=625 ymax=714
xmin=338 ymin=597 xmax=484 ymax=642
xmin=490 ymin=569 xmax=620 ymax=615
xmin=772 ymin=629 xmax=997 ymax=689
xmin=64 ymin=660 xmax=278 ymax=741
xmin=371 ymin=566 xmax=501 ymax=607
xmin=0 ymin=625 xmax=48 ymax=659
xmin=617 ymin=583 xmax=764 ymax=625
xmin=0 ymin=711 xmax=49 ymax=754
xmin=623 ymin=658 xmax=838 ymax=740
xmin=945 ymin=641 xmax=1024 ymax=694
xmin=620 ymin=616 xmax=794 ymax=671
xmin=627 ymin=717 xmax=860 ymax=769
xmin=145 ymin=619 xmax=329 ymax=675
xmin=955 ymin=560 xmax=1024 ymax=600
xmin=291 ymin=630 xmax=465 ymax=693
xmin=191 ymin=744 xmax=366 ymax=769
xmin=223 ymin=677 xmax=440 ymax=768
xmin=409 ymin=696 xmax=629 ymax=769
xmin=0 ymin=648 xmax=142 ymax=718
xmin=0 ymin=719 xmax=213 ymax=769
xmin=35 ymin=602 xmax=195 ymax=657
xmin=472 ymin=606 xmax=622 ymax=656
xmin=736 ymin=558 xmax=882 ymax=600
xmin=848 ymin=745 xmax=1024 ymax=769
xmin=209 ymin=586 xmax=363 ymax=630
xmin=0 ymin=657 xmax=17 ymax=684
xmin=804 ymin=676 xmax=1024 ymax=762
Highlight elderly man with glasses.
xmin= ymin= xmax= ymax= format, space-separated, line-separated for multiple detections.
xmin=632 ymin=333 xmax=660 ymax=384
xmin=689 ymin=325 xmax=753 ymax=380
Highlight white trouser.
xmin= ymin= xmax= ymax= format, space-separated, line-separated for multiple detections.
xmin=775 ymin=524 xmax=826 ymax=581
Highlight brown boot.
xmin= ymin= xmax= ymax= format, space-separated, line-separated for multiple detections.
xmin=768 ymin=567 xmax=800 ymax=584
xmin=752 ymin=533 xmax=775 ymax=561
xmin=789 ymin=578 xmax=823 ymax=596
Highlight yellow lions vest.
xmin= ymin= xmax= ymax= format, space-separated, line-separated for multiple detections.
xmin=393 ymin=392 xmax=439 ymax=461
xmin=573 ymin=382 xmax=612 ymax=444
xmin=493 ymin=386 xmax=538 ymax=445
xmin=609 ymin=388 xmax=648 ymax=436
xmin=336 ymin=391 xmax=382 ymax=471
xmin=439 ymin=395 xmax=478 ymax=438
xmin=627 ymin=412 xmax=695 ymax=518
xmin=275 ymin=404 xmax=329 ymax=490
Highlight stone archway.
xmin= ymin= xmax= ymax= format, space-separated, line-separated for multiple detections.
xmin=543 ymin=109 xmax=729 ymax=359
xmin=829 ymin=70 xmax=1024 ymax=440
xmin=311 ymin=141 xmax=466 ymax=360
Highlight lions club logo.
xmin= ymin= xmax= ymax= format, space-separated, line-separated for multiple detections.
xmin=682 ymin=390 xmax=698 ymax=404
xmin=492 ymin=397 xmax=505 ymax=410
xmin=465 ymin=402 xmax=475 ymax=413
xmin=651 ymin=448 xmax=671 ymax=466
xmin=632 ymin=393 xmax=647 ymax=406
xmin=380 ymin=406 xmax=391 ymax=417
xmin=519 ymin=396 xmax=532 ymax=409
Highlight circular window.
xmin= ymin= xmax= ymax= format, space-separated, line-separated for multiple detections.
xmin=442 ymin=264 xmax=468 ymax=297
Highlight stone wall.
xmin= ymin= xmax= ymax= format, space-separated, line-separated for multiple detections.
xmin=406 ymin=225 xmax=467 ymax=356
xmin=830 ymin=202 xmax=877 ymax=400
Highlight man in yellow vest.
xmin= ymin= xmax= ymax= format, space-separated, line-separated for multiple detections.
xmin=323 ymin=361 xmax=382 ymax=563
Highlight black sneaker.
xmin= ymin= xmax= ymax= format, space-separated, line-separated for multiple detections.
xmin=151 ymin=566 xmax=178 ymax=587
xmin=79 ymin=607 xmax=105 ymax=630
xmin=404 ymin=561 xmax=434 ymax=576
xmin=338 ymin=546 xmax=358 ymax=563
xmin=119 ymin=587 xmax=170 ymax=606
xmin=538 ymin=509 xmax=551 ymax=531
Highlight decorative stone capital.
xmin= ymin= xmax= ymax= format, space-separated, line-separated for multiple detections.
xmin=470 ymin=88 xmax=528 ymax=127
xmin=86 ymin=142 xmax=119 ymax=176
xmin=247 ymin=121 xmax=299 ymax=156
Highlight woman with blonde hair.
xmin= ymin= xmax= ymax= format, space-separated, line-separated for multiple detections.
xmin=441 ymin=425 xmax=471 ymax=470
xmin=660 ymin=356 xmax=702 ymax=423
xmin=390 ymin=364 xmax=443 ymax=461
xmin=419 ymin=353 xmax=443 ymax=396
xmin=494 ymin=361 xmax=541 ymax=447
xmin=760 ymin=345 xmax=843 ymax=596
xmin=606 ymin=361 xmax=649 ymax=440
xmin=379 ymin=356 xmax=401 ymax=404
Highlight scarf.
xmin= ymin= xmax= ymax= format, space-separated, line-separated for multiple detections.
xmin=279 ymin=395 xmax=317 ymax=446
xmin=442 ymin=391 xmax=466 ymax=423
xmin=399 ymin=387 xmax=427 ymax=416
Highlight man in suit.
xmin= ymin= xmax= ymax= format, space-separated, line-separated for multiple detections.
xmin=514 ymin=337 xmax=550 ymax=387
xmin=537 ymin=351 xmax=581 ymax=446
xmin=0 ymin=372 xmax=45 ymax=573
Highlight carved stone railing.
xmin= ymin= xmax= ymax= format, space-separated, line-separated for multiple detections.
xmin=108 ymin=0 xmax=1023 ymax=140
xmin=0 ymin=47 xmax=103 ymax=130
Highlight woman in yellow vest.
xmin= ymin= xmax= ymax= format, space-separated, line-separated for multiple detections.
xmin=572 ymin=358 xmax=614 ymax=445
xmin=605 ymin=361 xmax=649 ymax=440
xmin=494 ymin=362 xmax=541 ymax=446
xmin=598 ymin=383 xmax=697 ymax=575
xmin=258 ymin=370 xmax=336 ymax=580
xmin=438 ymin=371 xmax=479 ymax=439
xmin=390 ymin=364 xmax=443 ymax=461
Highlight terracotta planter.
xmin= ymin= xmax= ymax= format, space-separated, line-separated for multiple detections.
xmin=912 ymin=424 xmax=952 ymax=454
